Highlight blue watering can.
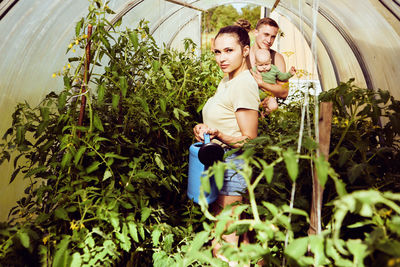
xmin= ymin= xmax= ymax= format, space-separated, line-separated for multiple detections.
xmin=187 ymin=133 xmax=224 ymax=204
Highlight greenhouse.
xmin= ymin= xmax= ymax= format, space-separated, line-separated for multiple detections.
xmin=0 ymin=0 xmax=399 ymax=266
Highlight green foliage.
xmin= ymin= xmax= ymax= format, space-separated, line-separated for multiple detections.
xmin=1 ymin=1 xmax=400 ymax=266
xmin=239 ymin=4 xmax=261 ymax=30
xmin=0 ymin=1 xmax=221 ymax=266
xmin=203 ymin=5 xmax=239 ymax=33
xmin=202 ymin=4 xmax=260 ymax=33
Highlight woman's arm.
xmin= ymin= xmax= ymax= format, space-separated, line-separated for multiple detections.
xmin=208 ymin=108 xmax=259 ymax=148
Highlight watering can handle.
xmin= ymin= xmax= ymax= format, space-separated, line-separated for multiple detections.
xmin=204 ymin=133 xmax=210 ymax=144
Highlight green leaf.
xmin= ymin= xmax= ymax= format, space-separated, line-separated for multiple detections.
xmin=53 ymin=236 xmax=70 ymax=267
xmin=138 ymin=225 xmax=145 ymax=239
xmin=259 ymin=159 xmax=273 ymax=183
xmin=163 ymin=129 xmax=175 ymax=140
xmin=103 ymin=170 xmax=112 ymax=181
xmin=285 ymin=237 xmax=308 ymax=259
xmin=61 ymin=152 xmax=73 ymax=169
xmin=17 ymin=230 xmax=30 ymax=248
xmin=283 ymin=148 xmax=298 ymax=182
xmin=314 ymin=155 xmax=329 ymax=188
xmin=58 ymin=91 xmax=68 ymax=110
xmin=262 ymin=201 xmax=278 ymax=216
xmin=99 ymin=35 xmax=111 ymax=51
xmin=214 ymin=162 xmax=225 ymax=190
xmin=112 ymin=93 xmax=120 ymax=109
xmin=338 ymin=147 xmax=352 ymax=167
xmin=187 ymin=231 xmax=209 ymax=255
xmin=75 ymin=18 xmax=84 ymax=37
xmin=16 ymin=125 xmax=25 ymax=145
xmin=97 ymin=83 xmax=105 ymax=103
xmin=24 ymin=166 xmax=47 ymax=178
xmin=70 ymin=252 xmax=82 ymax=267
xmin=201 ymin=174 xmax=211 ymax=194
xmin=109 ymin=212 xmax=120 ymax=230
xmin=129 ymin=31 xmax=139 ymax=49
xmin=346 ymin=239 xmax=368 ymax=265
xmin=152 ymin=228 xmax=162 ymax=247
xmin=135 ymin=96 xmax=149 ymax=114
xmin=376 ymin=240 xmax=400 ymax=256
xmin=152 ymin=60 xmax=160 ymax=72
xmin=119 ymin=76 xmax=127 ymax=97
xmin=159 ymin=98 xmax=166 ymax=113
xmin=154 ymin=153 xmax=165 ymax=171
xmin=163 ymin=233 xmax=174 ymax=252
xmin=128 ymin=222 xmax=139 ymax=242
xmin=104 ymin=153 xmax=129 ymax=160
xmin=39 ymin=107 xmax=50 ymax=122
xmin=55 ymin=208 xmax=70 ymax=221
xmin=93 ymin=113 xmax=104 ymax=131
xmin=348 ymin=163 xmax=364 ymax=184
xmin=9 ymin=167 xmax=22 ymax=184
xmin=141 ymin=207 xmax=151 ymax=222
xmin=116 ymin=223 xmax=131 ymax=252
xmin=86 ymin=161 xmax=101 ymax=174
xmin=74 ymin=146 xmax=87 ymax=165
xmin=162 ymin=65 xmax=174 ymax=80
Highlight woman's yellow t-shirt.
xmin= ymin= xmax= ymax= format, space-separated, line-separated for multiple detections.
xmin=202 ymin=70 xmax=260 ymax=140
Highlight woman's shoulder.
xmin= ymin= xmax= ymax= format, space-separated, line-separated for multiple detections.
xmin=237 ymin=70 xmax=258 ymax=88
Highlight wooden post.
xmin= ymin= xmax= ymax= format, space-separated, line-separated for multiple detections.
xmin=308 ymin=102 xmax=332 ymax=235
xmin=77 ymin=24 xmax=92 ymax=137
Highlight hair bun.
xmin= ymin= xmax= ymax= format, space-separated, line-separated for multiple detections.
xmin=234 ymin=19 xmax=251 ymax=33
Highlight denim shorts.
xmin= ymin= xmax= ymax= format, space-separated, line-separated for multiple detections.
xmin=219 ymin=149 xmax=247 ymax=196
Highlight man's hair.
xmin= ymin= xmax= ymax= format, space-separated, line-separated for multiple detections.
xmin=256 ymin=17 xmax=279 ymax=30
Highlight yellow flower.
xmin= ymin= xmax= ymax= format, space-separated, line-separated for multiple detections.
xmin=52 ymin=73 xmax=57 ymax=78
xmin=192 ymin=48 xmax=195 ymax=52
xmin=75 ymin=39 xmax=79 ymax=45
xmin=282 ymin=51 xmax=295 ymax=58
xmin=70 ymin=220 xmax=78 ymax=230
xmin=42 ymin=235 xmax=50 ymax=245
xmin=141 ymin=33 xmax=146 ymax=39
xmin=63 ymin=66 xmax=66 ymax=71
xmin=72 ymin=49 xmax=76 ymax=53
xmin=68 ymin=43 xmax=73 ymax=49
xmin=80 ymin=223 xmax=85 ymax=229
xmin=67 ymin=63 xmax=71 ymax=69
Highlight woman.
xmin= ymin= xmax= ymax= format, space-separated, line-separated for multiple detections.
xmin=193 ymin=25 xmax=260 ymax=260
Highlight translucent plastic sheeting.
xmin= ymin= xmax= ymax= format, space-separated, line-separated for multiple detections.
xmin=0 ymin=0 xmax=400 ymax=220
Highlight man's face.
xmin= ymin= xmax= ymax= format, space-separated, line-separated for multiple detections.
xmin=254 ymin=24 xmax=279 ymax=50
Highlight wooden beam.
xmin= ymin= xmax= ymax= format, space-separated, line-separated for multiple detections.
xmin=308 ymin=102 xmax=333 ymax=235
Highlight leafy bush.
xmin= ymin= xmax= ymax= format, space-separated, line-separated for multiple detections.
xmin=0 ymin=2 xmax=221 ymax=266
xmin=1 ymin=1 xmax=400 ymax=266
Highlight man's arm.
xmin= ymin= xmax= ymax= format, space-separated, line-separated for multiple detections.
xmin=251 ymin=52 xmax=289 ymax=99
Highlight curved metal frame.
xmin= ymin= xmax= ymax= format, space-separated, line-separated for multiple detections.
xmin=107 ymin=0 xmax=371 ymax=90
xmin=315 ymin=6 xmax=373 ymax=89
xmin=0 ymin=0 xmax=19 ymax=20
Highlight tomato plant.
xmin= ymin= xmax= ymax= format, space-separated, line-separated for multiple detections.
xmin=0 ymin=1 xmax=399 ymax=266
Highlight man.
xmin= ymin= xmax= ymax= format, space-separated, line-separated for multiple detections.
xmin=250 ymin=18 xmax=289 ymax=100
